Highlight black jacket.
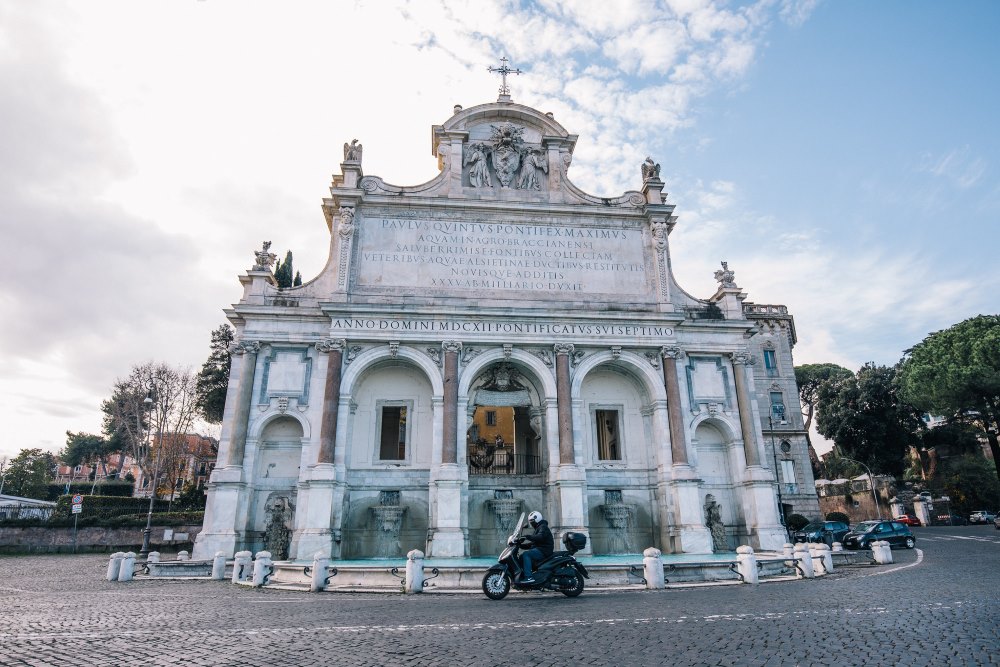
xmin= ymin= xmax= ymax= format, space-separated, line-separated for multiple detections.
xmin=522 ymin=519 xmax=554 ymax=558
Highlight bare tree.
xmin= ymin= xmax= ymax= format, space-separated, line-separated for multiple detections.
xmin=104 ymin=362 xmax=200 ymax=499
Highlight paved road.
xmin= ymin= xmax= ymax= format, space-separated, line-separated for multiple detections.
xmin=1 ymin=525 xmax=998 ymax=666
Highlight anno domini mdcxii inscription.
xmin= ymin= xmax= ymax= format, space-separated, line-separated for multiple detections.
xmin=356 ymin=214 xmax=651 ymax=298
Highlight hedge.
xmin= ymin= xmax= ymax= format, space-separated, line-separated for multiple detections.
xmin=52 ymin=495 xmax=170 ymax=519
xmin=45 ymin=482 xmax=134 ymax=501
xmin=1 ymin=511 xmax=204 ymax=529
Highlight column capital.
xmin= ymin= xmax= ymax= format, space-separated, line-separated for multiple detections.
xmin=316 ymin=338 xmax=347 ymax=353
xmin=661 ymin=345 xmax=682 ymax=359
xmin=553 ymin=343 xmax=575 ymax=355
xmin=731 ymin=350 xmax=756 ymax=366
xmin=442 ymin=340 xmax=463 ymax=353
xmin=230 ymin=340 xmax=261 ymax=355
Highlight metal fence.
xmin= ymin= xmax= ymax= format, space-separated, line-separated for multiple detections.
xmin=0 ymin=505 xmax=55 ymax=521
xmin=469 ymin=454 xmax=541 ymax=476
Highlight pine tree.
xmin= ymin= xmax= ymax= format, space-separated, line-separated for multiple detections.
xmin=274 ymin=250 xmax=294 ymax=288
xmin=195 ymin=324 xmax=235 ymax=423
xmin=293 ymin=271 xmax=302 ymax=287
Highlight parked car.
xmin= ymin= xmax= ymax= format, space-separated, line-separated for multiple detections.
xmin=934 ymin=513 xmax=968 ymax=526
xmin=896 ymin=514 xmax=922 ymax=527
xmin=792 ymin=520 xmax=850 ymax=545
xmin=994 ymin=515 xmax=1000 ymax=530
xmin=969 ymin=511 xmax=997 ymax=524
xmin=842 ymin=520 xmax=916 ymax=550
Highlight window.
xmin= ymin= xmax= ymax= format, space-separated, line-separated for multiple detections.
xmin=763 ymin=349 xmax=778 ymax=376
xmin=378 ymin=405 xmax=408 ymax=460
xmin=595 ymin=409 xmax=621 ymax=460
xmin=770 ymin=392 xmax=786 ymax=421
xmin=485 ymin=410 xmax=497 ymax=426
xmin=780 ymin=459 xmax=797 ymax=494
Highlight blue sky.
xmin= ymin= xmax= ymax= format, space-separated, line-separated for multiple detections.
xmin=0 ymin=0 xmax=997 ymax=460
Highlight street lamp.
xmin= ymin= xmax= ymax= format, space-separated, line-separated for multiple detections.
xmin=838 ymin=455 xmax=882 ymax=520
xmin=138 ymin=389 xmax=163 ymax=558
xmin=768 ymin=415 xmax=789 ymax=539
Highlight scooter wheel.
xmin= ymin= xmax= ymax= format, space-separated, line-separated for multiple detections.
xmin=561 ymin=571 xmax=585 ymax=597
xmin=482 ymin=571 xmax=511 ymax=600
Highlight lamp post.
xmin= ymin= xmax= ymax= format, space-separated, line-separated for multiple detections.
xmin=138 ymin=389 xmax=163 ymax=558
xmin=768 ymin=415 xmax=789 ymax=539
xmin=838 ymin=455 xmax=882 ymax=520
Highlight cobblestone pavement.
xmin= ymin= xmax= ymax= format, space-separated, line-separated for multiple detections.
xmin=1 ymin=525 xmax=998 ymax=667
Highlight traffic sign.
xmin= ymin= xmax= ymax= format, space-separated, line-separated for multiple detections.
xmin=71 ymin=504 xmax=82 ymax=514
xmin=71 ymin=494 xmax=83 ymax=505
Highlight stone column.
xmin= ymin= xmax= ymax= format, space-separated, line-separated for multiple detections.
xmin=316 ymin=338 xmax=346 ymax=464
xmin=441 ymin=341 xmax=461 ymax=464
xmin=227 ymin=340 xmax=261 ymax=467
xmin=554 ymin=343 xmax=575 ymax=465
xmin=731 ymin=351 xmax=761 ymax=467
xmin=660 ymin=346 xmax=688 ymax=465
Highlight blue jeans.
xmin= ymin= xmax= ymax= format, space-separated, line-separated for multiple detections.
xmin=521 ymin=547 xmax=544 ymax=579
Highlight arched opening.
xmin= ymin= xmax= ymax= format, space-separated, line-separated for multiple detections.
xmin=693 ymin=420 xmax=742 ymax=551
xmin=248 ymin=415 xmax=304 ymax=558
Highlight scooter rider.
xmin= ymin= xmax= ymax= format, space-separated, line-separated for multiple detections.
xmin=519 ymin=511 xmax=553 ymax=584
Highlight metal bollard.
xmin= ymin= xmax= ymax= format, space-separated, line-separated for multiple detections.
xmin=405 ymin=549 xmax=425 ymax=594
xmin=736 ymin=545 xmax=759 ymax=584
xmin=211 ymin=551 xmax=227 ymax=580
xmin=118 ymin=552 xmax=137 ymax=582
xmin=232 ymin=551 xmax=252 ymax=584
xmin=643 ymin=547 xmax=665 ymax=589
xmin=106 ymin=552 xmax=124 ymax=582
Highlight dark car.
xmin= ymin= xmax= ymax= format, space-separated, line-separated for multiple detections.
xmin=842 ymin=520 xmax=915 ymax=550
xmin=934 ymin=513 xmax=968 ymax=526
xmin=793 ymin=520 xmax=850 ymax=545
xmin=896 ymin=514 xmax=922 ymax=527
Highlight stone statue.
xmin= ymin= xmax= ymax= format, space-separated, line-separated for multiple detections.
xmin=714 ymin=261 xmax=737 ymax=288
xmin=465 ymin=142 xmax=492 ymax=188
xmin=641 ymin=156 xmax=660 ymax=181
xmin=704 ymin=495 xmax=728 ymax=552
xmin=262 ymin=494 xmax=294 ymax=560
xmin=517 ymin=149 xmax=548 ymax=190
xmin=253 ymin=241 xmax=277 ymax=271
xmin=343 ymin=138 xmax=363 ymax=162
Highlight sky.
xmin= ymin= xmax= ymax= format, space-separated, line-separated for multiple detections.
xmin=2 ymin=0 xmax=998 ymax=462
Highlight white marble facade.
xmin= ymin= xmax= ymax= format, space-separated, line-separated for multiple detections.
xmin=193 ymin=96 xmax=818 ymax=562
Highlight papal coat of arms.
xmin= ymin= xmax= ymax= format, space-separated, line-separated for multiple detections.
xmin=489 ymin=123 xmax=525 ymax=188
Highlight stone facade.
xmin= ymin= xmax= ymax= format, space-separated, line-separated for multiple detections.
xmin=194 ymin=95 xmax=817 ymax=561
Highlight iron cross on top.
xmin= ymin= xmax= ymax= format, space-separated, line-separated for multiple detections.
xmin=487 ymin=56 xmax=523 ymax=96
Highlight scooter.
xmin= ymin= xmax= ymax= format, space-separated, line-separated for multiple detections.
xmin=481 ymin=512 xmax=589 ymax=600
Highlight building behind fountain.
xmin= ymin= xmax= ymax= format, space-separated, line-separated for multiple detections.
xmin=193 ymin=83 xmax=820 ymax=562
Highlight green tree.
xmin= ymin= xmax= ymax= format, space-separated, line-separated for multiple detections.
xmin=816 ymin=363 xmax=923 ymax=477
xmin=897 ymin=314 xmax=1000 ymax=480
xmin=196 ymin=324 xmax=235 ymax=424
xmin=293 ymin=270 xmax=302 ymax=287
xmin=937 ymin=456 xmax=1000 ymax=515
xmin=274 ymin=250 xmax=294 ymax=289
xmin=3 ymin=448 xmax=57 ymax=499
xmin=795 ymin=363 xmax=853 ymax=476
xmin=62 ymin=431 xmax=117 ymax=493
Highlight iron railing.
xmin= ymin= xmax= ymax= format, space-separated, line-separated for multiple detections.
xmin=468 ymin=453 xmax=541 ymax=475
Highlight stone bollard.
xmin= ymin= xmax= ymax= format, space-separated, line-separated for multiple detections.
xmin=817 ymin=543 xmax=833 ymax=573
xmin=736 ymin=545 xmax=759 ymax=584
xmin=782 ymin=543 xmax=795 ymax=568
xmin=211 ymin=552 xmax=227 ymax=580
xmin=118 ymin=552 xmax=136 ymax=582
xmin=809 ymin=543 xmax=826 ymax=576
xmin=642 ymin=547 xmax=665 ymax=589
xmin=872 ymin=540 xmax=894 ymax=565
xmin=405 ymin=549 xmax=425 ymax=594
xmin=310 ymin=552 xmax=330 ymax=593
xmin=106 ymin=552 xmax=124 ymax=581
xmin=147 ymin=551 xmax=160 ymax=564
xmin=231 ymin=550 xmax=253 ymax=584
xmin=252 ymin=551 xmax=273 ymax=587
xmin=831 ymin=542 xmax=843 ymax=552
xmin=794 ymin=543 xmax=814 ymax=578
xmin=176 ymin=550 xmax=190 ymax=561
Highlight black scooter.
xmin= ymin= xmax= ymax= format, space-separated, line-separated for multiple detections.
xmin=481 ymin=512 xmax=589 ymax=600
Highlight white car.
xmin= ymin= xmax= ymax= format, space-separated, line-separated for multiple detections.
xmin=969 ymin=511 xmax=997 ymax=524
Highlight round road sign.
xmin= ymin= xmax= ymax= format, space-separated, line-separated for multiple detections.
xmin=71 ymin=494 xmax=83 ymax=505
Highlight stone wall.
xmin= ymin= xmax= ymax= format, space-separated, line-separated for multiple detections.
xmin=0 ymin=524 xmax=203 ymax=554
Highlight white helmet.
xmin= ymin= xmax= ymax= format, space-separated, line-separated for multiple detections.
xmin=528 ymin=511 xmax=543 ymax=527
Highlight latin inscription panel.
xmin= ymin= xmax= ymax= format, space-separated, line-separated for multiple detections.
xmin=355 ymin=215 xmax=652 ymax=298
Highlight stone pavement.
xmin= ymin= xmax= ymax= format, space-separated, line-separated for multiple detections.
xmin=0 ymin=525 xmax=998 ymax=667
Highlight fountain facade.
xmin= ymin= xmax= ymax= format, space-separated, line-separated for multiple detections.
xmin=599 ymin=490 xmax=636 ymax=554
xmin=370 ymin=490 xmax=407 ymax=558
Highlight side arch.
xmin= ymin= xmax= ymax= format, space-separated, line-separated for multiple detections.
xmin=570 ymin=350 xmax=667 ymax=402
xmin=340 ymin=345 xmax=445 ymax=397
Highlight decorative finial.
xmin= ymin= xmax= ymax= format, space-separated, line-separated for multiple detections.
xmin=641 ymin=156 xmax=661 ymax=182
xmin=487 ymin=56 xmax=523 ymax=99
xmin=714 ymin=261 xmax=737 ymax=288
xmin=253 ymin=241 xmax=277 ymax=271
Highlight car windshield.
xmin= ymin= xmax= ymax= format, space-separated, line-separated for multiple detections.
xmin=801 ymin=522 xmax=823 ymax=531
xmin=855 ymin=522 xmax=880 ymax=533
